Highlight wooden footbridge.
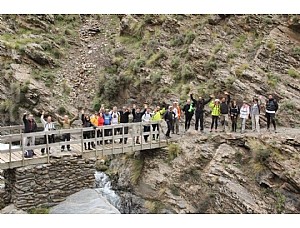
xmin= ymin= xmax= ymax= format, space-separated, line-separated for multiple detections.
xmin=0 ymin=121 xmax=168 ymax=170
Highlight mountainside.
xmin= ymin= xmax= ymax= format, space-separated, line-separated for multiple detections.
xmin=0 ymin=14 xmax=299 ymax=126
xmin=109 ymin=129 xmax=300 ymax=214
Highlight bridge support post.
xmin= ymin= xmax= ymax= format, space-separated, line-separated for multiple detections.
xmin=21 ymin=133 xmax=25 ymax=167
xmin=46 ymin=132 xmax=50 ymax=163
xmin=94 ymin=128 xmax=98 ymax=158
xmin=122 ymin=125 xmax=124 ymax=154
xmin=81 ymin=129 xmax=84 ymax=154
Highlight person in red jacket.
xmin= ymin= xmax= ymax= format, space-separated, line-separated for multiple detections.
xmin=97 ymin=112 xmax=105 ymax=145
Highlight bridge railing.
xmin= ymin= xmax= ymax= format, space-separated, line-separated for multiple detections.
xmin=0 ymin=121 xmax=165 ymax=165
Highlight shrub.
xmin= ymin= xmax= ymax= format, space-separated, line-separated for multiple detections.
xmin=28 ymin=207 xmax=50 ymax=214
xmin=267 ymin=73 xmax=280 ymax=88
xmin=144 ymin=200 xmax=163 ymax=214
xmin=181 ymin=64 xmax=195 ymax=81
xmin=130 ymin=158 xmax=144 ymax=185
xmin=150 ymin=72 xmax=162 ymax=84
xmin=171 ymin=57 xmax=180 ymax=69
xmin=204 ymin=57 xmax=217 ymax=74
xmin=234 ymin=34 xmax=247 ymax=49
xmin=146 ymin=50 xmax=166 ymax=66
xmin=288 ymin=68 xmax=300 ymax=79
xmin=168 ymin=143 xmax=181 ymax=160
xmin=275 ymin=191 xmax=286 ymax=214
xmin=184 ymin=31 xmax=196 ymax=44
xmin=235 ymin=63 xmax=249 ymax=77
xmin=266 ymin=39 xmax=276 ymax=52
xmin=227 ymin=52 xmax=238 ymax=60
xmin=57 ymin=106 xmax=66 ymax=115
xmin=131 ymin=58 xmax=145 ymax=74
xmin=292 ymin=46 xmax=300 ymax=56
xmin=170 ymin=34 xmax=184 ymax=47
xmin=213 ymin=43 xmax=223 ymax=54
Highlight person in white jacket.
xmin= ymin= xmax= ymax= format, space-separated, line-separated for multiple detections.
xmin=142 ymin=108 xmax=152 ymax=143
xmin=240 ymin=101 xmax=250 ymax=134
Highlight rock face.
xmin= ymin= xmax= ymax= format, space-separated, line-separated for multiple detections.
xmin=50 ymin=189 xmax=120 ymax=214
xmin=108 ymin=129 xmax=300 ymax=214
xmin=1 ymin=157 xmax=96 ymax=210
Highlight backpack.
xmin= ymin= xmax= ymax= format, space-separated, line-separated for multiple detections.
xmin=24 ymin=149 xmax=34 ymax=158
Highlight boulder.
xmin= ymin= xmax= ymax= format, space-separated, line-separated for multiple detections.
xmin=24 ymin=43 xmax=55 ymax=66
xmin=49 ymin=189 xmax=120 ymax=214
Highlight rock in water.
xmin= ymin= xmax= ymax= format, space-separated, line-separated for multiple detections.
xmin=49 ymin=189 xmax=120 ymax=214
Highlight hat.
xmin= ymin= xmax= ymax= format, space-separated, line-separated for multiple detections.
xmin=215 ymin=99 xmax=220 ymax=102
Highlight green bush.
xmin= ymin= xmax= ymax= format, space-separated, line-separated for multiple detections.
xmin=131 ymin=58 xmax=145 ymax=74
xmin=266 ymin=39 xmax=276 ymax=52
xmin=184 ymin=31 xmax=196 ymax=44
xmin=213 ymin=43 xmax=223 ymax=54
xmin=181 ymin=64 xmax=195 ymax=81
xmin=204 ymin=57 xmax=217 ymax=74
xmin=57 ymin=106 xmax=66 ymax=115
xmin=171 ymin=57 xmax=180 ymax=69
xmin=150 ymin=72 xmax=162 ymax=84
xmin=235 ymin=63 xmax=249 ymax=77
xmin=130 ymin=158 xmax=144 ymax=185
xmin=255 ymin=148 xmax=271 ymax=164
xmin=168 ymin=143 xmax=181 ymax=160
xmin=146 ymin=50 xmax=167 ymax=66
xmin=28 ymin=207 xmax=50 ymax=214
xmin=288 ymin=68 xmax=300 ymax=79
xmin=292 ymin=46 xmax=300 ymax=56
xmin=234 ymin=34 xmax=247 ymax=49
xmin=171 ymin=34 xmax=184 ymax=47
xmin=267 ymin=73 xmax=280 ymax=88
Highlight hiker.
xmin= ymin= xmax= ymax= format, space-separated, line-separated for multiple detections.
xmin=132 ymin=104 xmax=146 ymax=144
xmin=250 ymin=98 xmax=260 ymax=133
xmin=151 ymin=105 xmax=166 ymax=140
xmin=97 ymin=112 xmax=104 ymax=145
xmin=229 ymin=100 xmax=240 ymax=132
xmin=103 ymin=109 xmax=112 ymax=144
xmin=55 ymin=113 xmax=77 ymax=152
xmin=265 ymin=94 xmax=278 ymax=133
xmin=209 ymin=98 xmax=221 ymax=132
xmin=81 ymin=110 xmax=95 ymax=150
xmin=164 ymin=106 xmax=175 ymax=139
xmin=23 ymin=112 xmax=37 ymax=147
xmin=90 ymin=113 xmax=99 ymax=148
xmin=190 ymin=93 xmax=212 ymax=132
xmin=240 ymin=101 xmax=250 ymax=134
xmin=119 ymin=106 xmax=131 ymax=144
xmin=110 ymin=106 xmax=120 ymax=139
xmin=172 ymin=101 xmax=180 ymax=134
xmin=182 ymin=99 xmax=194 ymax=131
xmin=41 ymin=111 xmax=56 ymax=154
xmin=142 ymin=107 xmax=152 ymax=143
xmin=220 ymin=91 xmax=231 ymax=132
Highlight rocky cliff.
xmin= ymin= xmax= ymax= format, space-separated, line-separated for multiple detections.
xmin=0 ymin=14 xmax=299 ymax=126
xmin=107 ymin=129 xmax=300 ymax=214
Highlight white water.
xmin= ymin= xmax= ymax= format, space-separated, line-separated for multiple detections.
xmin=0 ymin=143 xmax=20 ymax=151
xmin=94 ymin=171 xmax=121 ymax=210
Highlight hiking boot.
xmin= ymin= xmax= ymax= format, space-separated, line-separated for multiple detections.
xmin=61 ymin=149 xmax=65 ymax=152
xmin=67 ymin=148 xmax=72 ymax=151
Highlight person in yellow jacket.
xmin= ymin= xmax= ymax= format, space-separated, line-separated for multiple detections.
xmin=151 ymin=105 xmax=166 ymax=140
xmin=209 ymin=98 xmax=221 ymax=132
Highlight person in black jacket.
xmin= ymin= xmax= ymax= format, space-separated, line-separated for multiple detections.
xmin=229 ymin=100 xmax=240 ymax=132
xmin=164 ymin=106 xmax=175 ymax=139
xmin=190 ymin=93 xmax=213 ymax=132
xmin=81 ymin=110 xmax=96 ymax=150
xmin=119 ymin=106 xmax=131 ymax=144
xmin=265 ymin=94 xmax=279 ymax=132
xmin=220 ymin=92 xmax=231 ymax=132
xmin=182 ymin=99 xmax=194 ymax=131
xmin=132 ymin=104 xmax=146 ymax=144
xmin=23 ymin=112 xmax=38 ymax=147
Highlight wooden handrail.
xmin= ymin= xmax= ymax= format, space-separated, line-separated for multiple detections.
xmin=0 ymin=120 xmax=166 ymax=169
